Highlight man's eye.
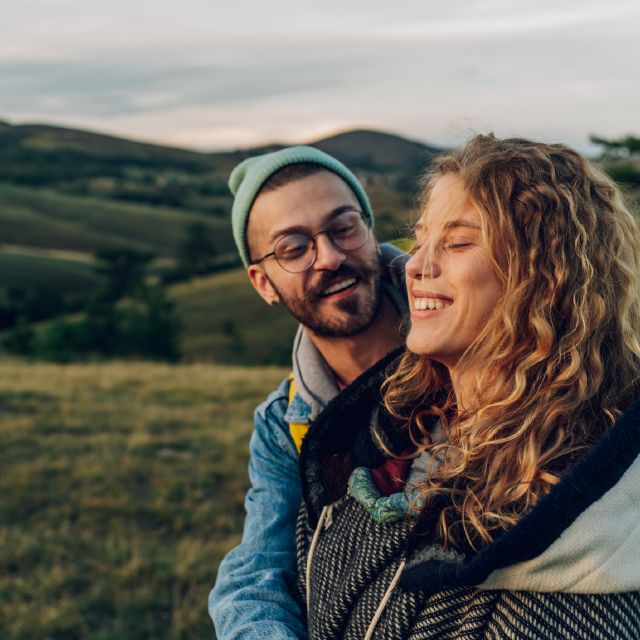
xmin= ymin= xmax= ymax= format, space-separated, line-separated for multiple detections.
xmin=281 ymin=245 xmax=307 ymax=257
xmin=277 ymin=237 xmax=310 ymax=259
xmin=331 ymin=223 xmax=356 ymax=238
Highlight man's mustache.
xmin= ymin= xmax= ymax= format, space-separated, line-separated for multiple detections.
xmin=308 ymin=264 xmax=377 ymax=300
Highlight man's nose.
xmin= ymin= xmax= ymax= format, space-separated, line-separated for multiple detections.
xmin=312 ymin=233 xmax=346 ymax=271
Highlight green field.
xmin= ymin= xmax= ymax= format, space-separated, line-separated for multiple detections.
xmin=170 ymin=269 xmax=298 ymax=365
xmin=0 ymin=183 xmax=233 ymax=258
xmin=0 ymin=250 xmax=99 ymax=297
xmin=0 ymin=359 xmax=288 ymax=639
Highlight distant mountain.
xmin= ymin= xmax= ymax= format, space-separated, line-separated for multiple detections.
xmin=0 ymin=121 xmax=216 ymax=170
xmin=0 ymin=120 xmax=442 ymax=179
xmin=0 ymin=120 xmax=435 ymax=299
xmin=0 ymin=121 xmax=443 ymax=362
xmin=311 ymin=129 xmax=442 ymax=174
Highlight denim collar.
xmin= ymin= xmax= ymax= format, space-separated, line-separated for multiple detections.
xmin=284 ymin=390 xmax=313 ymax=425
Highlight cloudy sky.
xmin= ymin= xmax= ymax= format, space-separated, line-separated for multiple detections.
xmin=2 ymin=0 xmax=638 ymax=152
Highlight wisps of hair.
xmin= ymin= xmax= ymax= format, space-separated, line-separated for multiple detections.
xmin=383 ymin=134 xmax=640 ymax=549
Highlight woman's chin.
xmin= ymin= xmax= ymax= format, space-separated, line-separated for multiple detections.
xmin=406 ymin=335 xmax=439 ymax=358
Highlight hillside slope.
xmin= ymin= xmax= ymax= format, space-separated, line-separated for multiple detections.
xmin=169 ymin=268 xmax=298 ymax=365
xmin=311 ymin=128 xmax=440 ymax=173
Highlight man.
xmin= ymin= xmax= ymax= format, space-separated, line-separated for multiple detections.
xmin=209 ymin=146 xmax=408 ymax=638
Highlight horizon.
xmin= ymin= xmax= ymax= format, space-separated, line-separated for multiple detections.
xmin=1 ymin=117 xmax=443 ymax=155
xmin=3 ymin=1 xmax=639 ymax=155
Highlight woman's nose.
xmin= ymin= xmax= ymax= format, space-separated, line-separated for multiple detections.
xmin=406 ymin=244 xmax=440 ymax=280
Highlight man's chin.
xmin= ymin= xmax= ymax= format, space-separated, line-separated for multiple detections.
xmin=308 ymin=301 xmax=379 ymax=339
xmin=275 ymin=271 xmax=382 ymax=339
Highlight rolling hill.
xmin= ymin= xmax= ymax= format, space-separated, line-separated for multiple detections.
xmin=0 ymin=120 xmax=438 ymax=362
xmin=0 ymin=121 xmax=431 ymax=296
xmin=169 ymin=268 xmax=298 ymax=365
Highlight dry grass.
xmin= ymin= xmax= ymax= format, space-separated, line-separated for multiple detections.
xmin=0 ymin=359 xmax=288 ymax=640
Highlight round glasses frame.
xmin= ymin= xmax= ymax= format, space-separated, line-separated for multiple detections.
xmin=249 ymin=209 xmax=370 ymax=273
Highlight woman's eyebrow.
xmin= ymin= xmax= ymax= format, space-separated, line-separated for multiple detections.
xmin=443 ymin=219 xmax=481 ymax=230
xmin=414 ymin=219 xmax=481 ymax=235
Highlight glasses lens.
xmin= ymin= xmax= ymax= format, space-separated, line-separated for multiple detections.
xmin=330 ymin=210 xmax=369 ymax=251
xmin=274 ymin=233 xmax=314 ymax=273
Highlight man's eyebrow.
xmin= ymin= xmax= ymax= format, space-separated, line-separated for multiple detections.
xmin=268 ymin=204 xmax=359 ymax=242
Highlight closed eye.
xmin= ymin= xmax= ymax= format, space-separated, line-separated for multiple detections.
xmin=443 ymin=242 xmax=473 ymax=250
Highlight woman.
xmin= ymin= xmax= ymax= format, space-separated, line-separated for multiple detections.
xmin=296 ymin=134 xmax=640 ymax=639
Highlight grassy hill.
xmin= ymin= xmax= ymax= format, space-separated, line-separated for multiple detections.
xmin=0 ymin=359 xmax=287 ymax=639
xmin=312 ymin=128 xmax=439 ymax=175
xmin=0 ymin=250 xmax=98 ymax=297
xmin=170 ymin=269 xmax=298 ymax=365
xmin=0 ymin=121 xmax=428 ymax=302
xmin=0 ymin=122 xmax=423 ymax=364
xmin=0 ymin=182 xmax=232 ymax=258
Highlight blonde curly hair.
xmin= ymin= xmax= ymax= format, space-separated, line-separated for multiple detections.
xmin=383 ymin=134 xmax=640 ymax=549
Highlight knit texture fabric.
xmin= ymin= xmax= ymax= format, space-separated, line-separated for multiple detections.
xmin=296 ymin=497 xmax=640 ymax=640
xmin=228 ymin=145 xmax=374 ymax=267
xmin=296 ymin=351 xmax=640 ymax=639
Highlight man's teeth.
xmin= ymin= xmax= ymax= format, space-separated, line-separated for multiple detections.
xmin=323 ymin=278 xmax=357 ymax=295
xmin=414 ymin=297 xmax=451 ymax=310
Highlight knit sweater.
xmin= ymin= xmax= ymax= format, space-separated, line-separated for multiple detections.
xmin=295 ymin=350 xmax=640 ymax=639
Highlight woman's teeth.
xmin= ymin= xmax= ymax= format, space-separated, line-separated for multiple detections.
xmin=414 ymin=297 xmax=451 ymax=310
xmin=323 ymin=278 xmax=356 ymax=296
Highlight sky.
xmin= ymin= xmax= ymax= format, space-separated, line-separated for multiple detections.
xmin=2 ymin=0 xmax=639 ymax=153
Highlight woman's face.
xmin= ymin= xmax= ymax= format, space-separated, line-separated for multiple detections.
xmin=405 ymin=173 xmax=503 ymax=370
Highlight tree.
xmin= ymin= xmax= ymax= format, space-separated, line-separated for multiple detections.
xmin=178 ymin=221 xmax=217 ymax=276
xmin=2 ymin=317 xmax=34 ymax=356
xmin=120 ymin=287 xmax=181 ymax=362
xmin=34 ymin=318 xmax=92 ymax=362
xmin=94 ymin=248 xmax=154 ymax=301
xmin=591 ymin=134 xmax=640 ymax=188
xmin=590 ymin=134 xmax=640 ymax=158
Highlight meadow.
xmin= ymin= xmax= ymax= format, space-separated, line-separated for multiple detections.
xmin=169 ymin=269 xmax=298 ymax=365
xmin=0 ymin=359 xmax=288 ymax=639
xmin=0 ymin=183 xmax=232 ymax=259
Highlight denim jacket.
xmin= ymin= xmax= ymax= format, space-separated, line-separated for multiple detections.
xmin=209 ymin=376 xmax=312 ymax=639
xmin=209 ymin=244 xmax=408 ymax=639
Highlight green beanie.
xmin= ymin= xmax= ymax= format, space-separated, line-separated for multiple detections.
xmin=228 ymin=145 xmax=374 ymax=267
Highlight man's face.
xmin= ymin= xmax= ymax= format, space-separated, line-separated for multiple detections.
xmin=247 ymin=170 xmax=381 ymax=338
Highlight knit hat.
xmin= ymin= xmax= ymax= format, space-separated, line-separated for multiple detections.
xmin=229 ymin=145 xmax=374 ymax=267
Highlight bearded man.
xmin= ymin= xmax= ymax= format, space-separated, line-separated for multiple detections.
xmin=209 ymin=146 xmax=408 ymax=639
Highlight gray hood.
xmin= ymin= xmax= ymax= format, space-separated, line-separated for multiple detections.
xmin=479 ymin=449 xmax=640 ymax=593
xmin=401 ymin=394 xmax=640 ymax=595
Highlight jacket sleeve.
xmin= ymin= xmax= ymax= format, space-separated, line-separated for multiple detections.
xmin=209 ymin=380 xmax=307 ymax=640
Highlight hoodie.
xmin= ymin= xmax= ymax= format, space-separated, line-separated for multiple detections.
xmin=296 ymin=350 xmax=640 ymax=639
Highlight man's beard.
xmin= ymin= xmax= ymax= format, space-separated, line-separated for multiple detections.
xmin=268 ymin=259 xmax=382 ymax=339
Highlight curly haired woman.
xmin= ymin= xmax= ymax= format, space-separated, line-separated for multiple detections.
xmin=295 ymin=134 xmax=640 ymax=639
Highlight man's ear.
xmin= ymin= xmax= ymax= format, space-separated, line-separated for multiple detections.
xmin=247 ymin=265 xmax=280 ymax=306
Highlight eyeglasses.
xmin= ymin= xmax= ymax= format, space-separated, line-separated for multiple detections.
xmin=250 ymin=209 xmax=370 ymax=273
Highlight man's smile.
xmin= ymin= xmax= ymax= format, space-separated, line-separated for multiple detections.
xmin=320 ymin=277 xmax=358 ymax=298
